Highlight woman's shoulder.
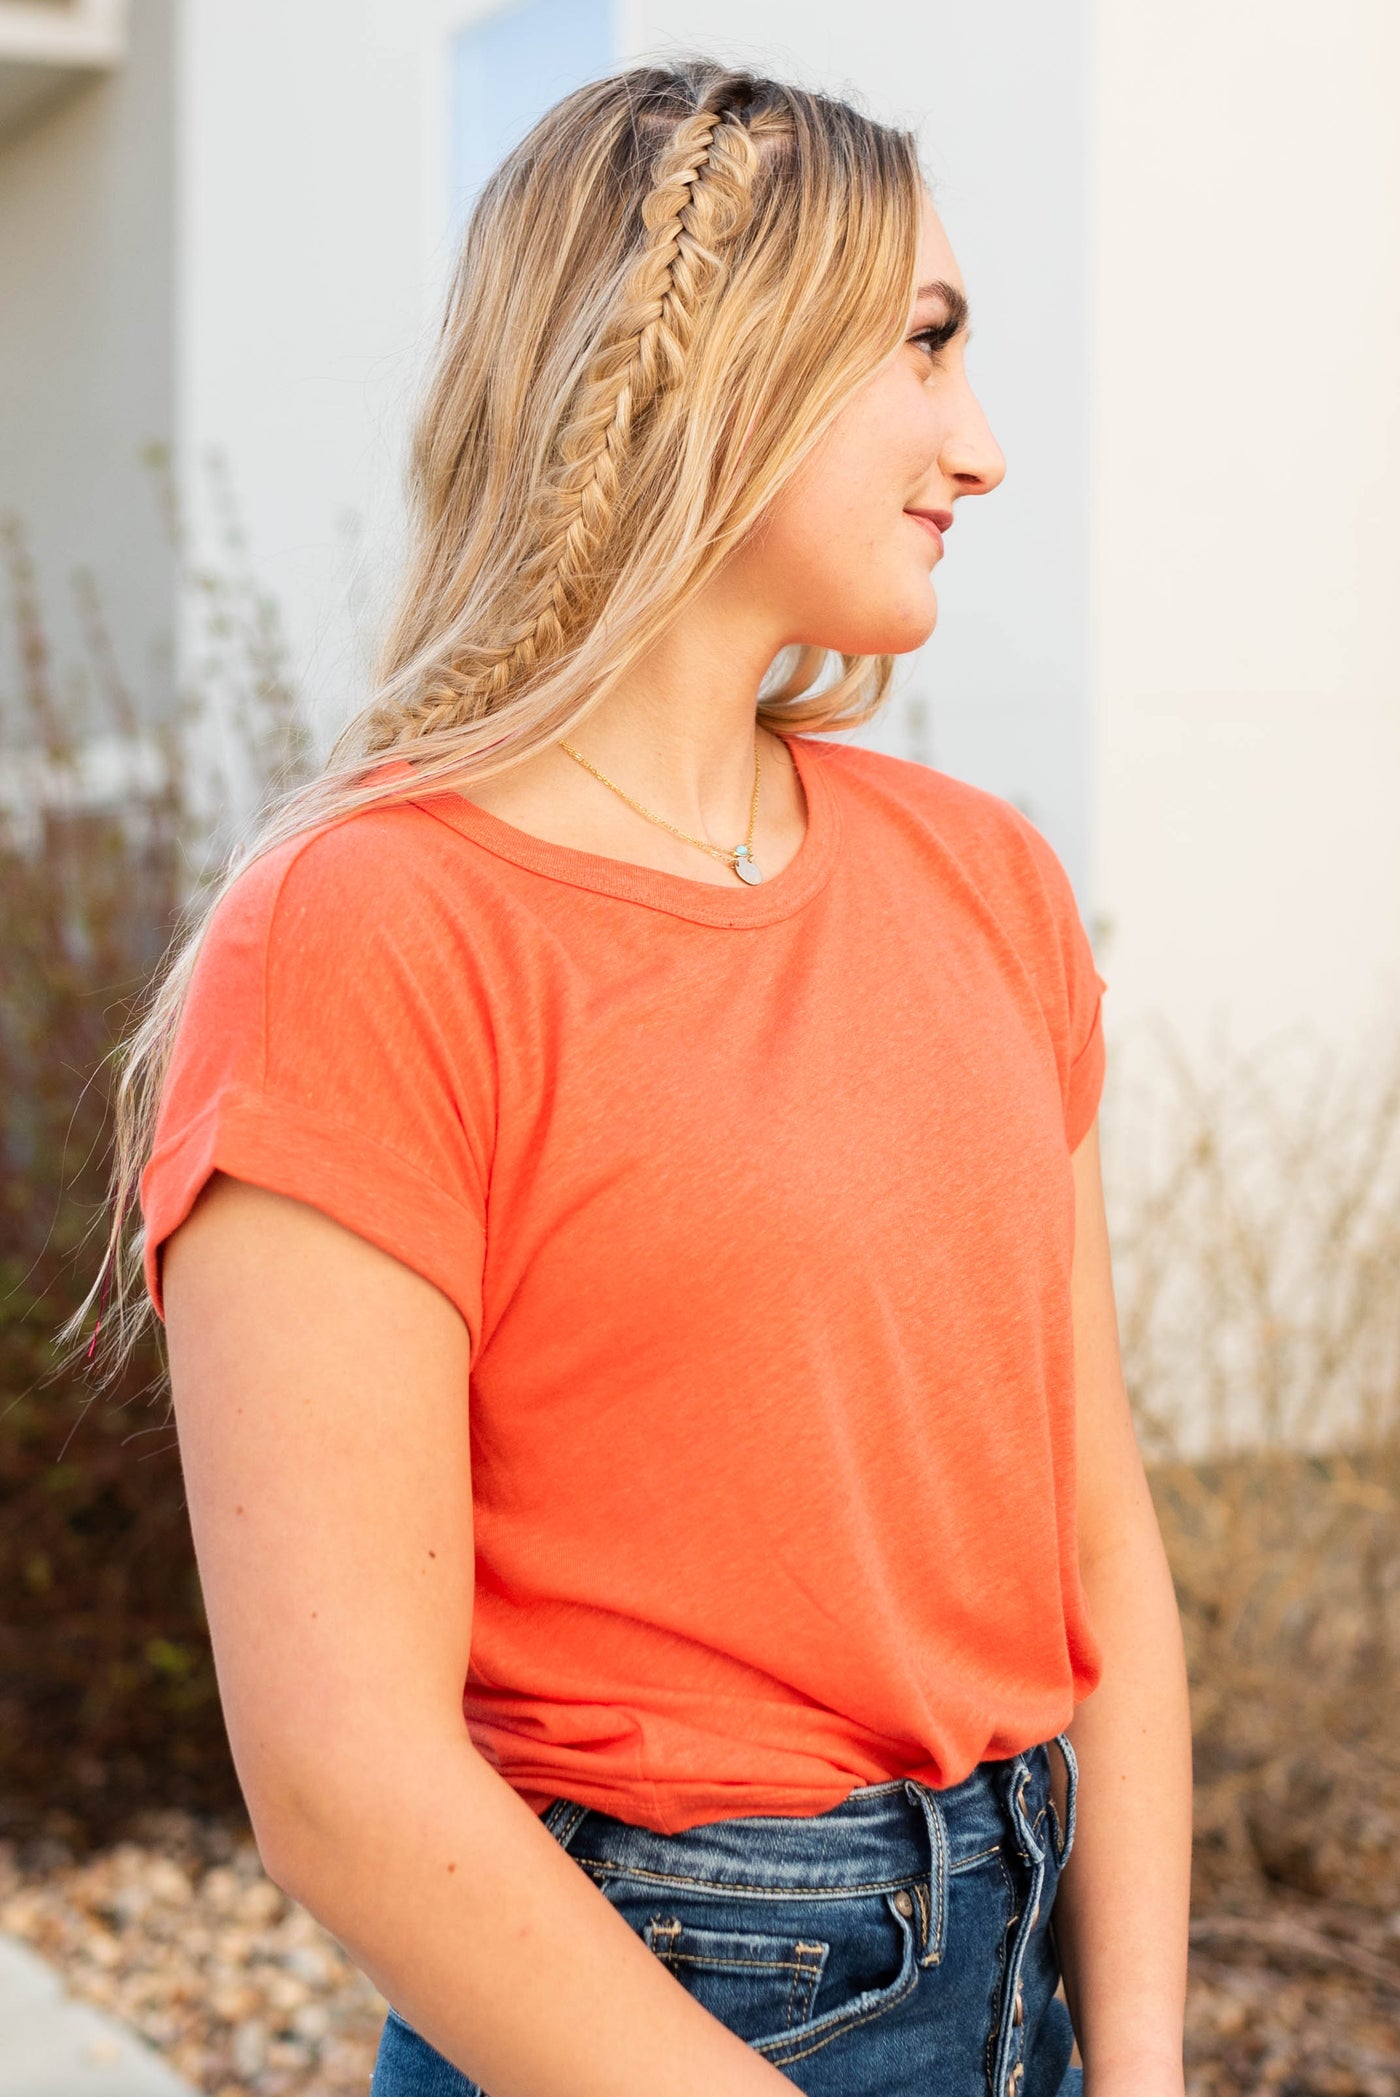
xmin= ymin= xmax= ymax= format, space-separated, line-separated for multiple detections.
xmin=797 ymin=735 xmax=1074 ymax=904
xmin=144 ymin=789 xmax=498 ymax=1337
xmin=799 ymin=740 xmax=1106 ymax=1128
xmin=202 ymin=787 xmax=503 ymax=969
xmin=164 ymin=788 xmax=511 ymax=1127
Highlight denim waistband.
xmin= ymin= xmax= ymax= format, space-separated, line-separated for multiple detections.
xmin=542 ymin=1732 xmax=1077 ymax=1975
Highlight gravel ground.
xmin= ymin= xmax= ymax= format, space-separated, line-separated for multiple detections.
xmin=0 ymin=1810 xmax=388 ymax=2096
xmin=3 ymin=1806 xmax=1400 ymax=2097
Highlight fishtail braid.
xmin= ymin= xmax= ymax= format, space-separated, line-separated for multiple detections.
xmin=384 ymin=89 xmax=772 ymax=750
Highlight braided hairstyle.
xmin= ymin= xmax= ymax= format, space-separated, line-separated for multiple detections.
xmin=377 ymin=92 xmax=767 ymax=742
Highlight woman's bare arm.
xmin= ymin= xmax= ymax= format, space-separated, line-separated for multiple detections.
xmin=1051 ymin=1118 xmax=1193 ymax=2093
xmin=161 ymin=1173 xmax=794 ymax=2097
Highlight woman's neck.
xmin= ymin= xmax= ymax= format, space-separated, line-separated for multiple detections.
xmin=449 ymin=587 xmax=813 ymax=885
xmin=455 ymin=699 xmax=808 ymax=889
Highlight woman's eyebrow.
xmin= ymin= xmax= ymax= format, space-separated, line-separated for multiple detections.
xmin=914 ymin=281 xmax=970 ymax=334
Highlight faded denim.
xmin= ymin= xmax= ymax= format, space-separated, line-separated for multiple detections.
xmin=370 ymin=1733 xmax=1082 ymax=2097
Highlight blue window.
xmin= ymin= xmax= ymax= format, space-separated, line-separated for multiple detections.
xmin=450 ymin=0 xmax=616 ymax=237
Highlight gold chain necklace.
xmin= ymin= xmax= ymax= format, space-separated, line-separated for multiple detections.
xmin=558 ymin=735 xmax=764 ymax=884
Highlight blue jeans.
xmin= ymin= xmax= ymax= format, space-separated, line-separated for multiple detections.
xmin=370 ymin=1733 xmax=1081 ymax=2097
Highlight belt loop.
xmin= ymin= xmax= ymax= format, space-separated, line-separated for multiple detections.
xmin=901 ymin=1779 xmax=949 ymax=1967
xmin=1053 ymin=1731 xmax=1079 ymax=1862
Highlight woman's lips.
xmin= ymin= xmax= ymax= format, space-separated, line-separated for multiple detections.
xmin=905 ymin=510 xmax=945 ymax=554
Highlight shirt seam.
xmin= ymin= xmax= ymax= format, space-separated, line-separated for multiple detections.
xmin=1066 ymin=989 xmax=1104 ymax=1081
xmin=254 ymin=824 xmax=355 ymax=1094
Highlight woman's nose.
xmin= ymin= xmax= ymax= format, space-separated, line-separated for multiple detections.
xmin=945 ymin=394 xmax=1006 ymax=499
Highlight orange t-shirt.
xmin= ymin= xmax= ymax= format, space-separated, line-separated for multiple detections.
xmin=141 ymin=733 xmax=1107 ymax=1833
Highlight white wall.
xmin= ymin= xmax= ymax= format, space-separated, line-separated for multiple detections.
xmin=0 ymin=0 xmax=176 ymax=731
xmin=175 ymin=0 xmax=470 ymax=763
xmin=1091 ymin=0 xmax=1400 ymax=1066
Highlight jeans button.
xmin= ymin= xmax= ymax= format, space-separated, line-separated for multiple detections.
xmin=893 ymin=1888 xmax=915 ymax=1918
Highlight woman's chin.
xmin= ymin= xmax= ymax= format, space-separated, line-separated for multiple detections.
xmin=890 ymin=591 xmax=939 ymax=653
xmin=808 ymin=587 xmax=939 ymax=657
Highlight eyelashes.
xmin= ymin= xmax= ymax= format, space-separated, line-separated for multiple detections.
xmin=909 ymin=322 xmax=964 ymax=364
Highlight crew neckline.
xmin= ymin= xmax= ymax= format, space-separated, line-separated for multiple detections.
xmin=404 ymin=731 xmax=842 ymax=927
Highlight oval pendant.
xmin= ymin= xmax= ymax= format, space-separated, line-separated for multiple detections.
xmin=733 ymin=849 xmax=764 ymax=885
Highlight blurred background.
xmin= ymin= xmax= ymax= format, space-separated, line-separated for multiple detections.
xmin=2 ymin=3 xmax=1398 ymax=2093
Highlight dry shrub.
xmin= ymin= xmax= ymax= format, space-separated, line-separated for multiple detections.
xmin=0 ymin=462 xmax=312 ymax=1849
xmin=1103 ymin=1019 xmax=1400 ymax=1920
xmin=1105 ymin=1014 xmax=1400 ymax=1458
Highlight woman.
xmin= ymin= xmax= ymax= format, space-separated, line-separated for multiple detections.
xmin=80 ymin=57 xmax=1191 ymax=2097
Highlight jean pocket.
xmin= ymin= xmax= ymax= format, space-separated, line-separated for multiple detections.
xmin=644 ymin=1911 xmax=829 ymax=2033
xmin=599 ymin=1879 xmax=920 ymax=2068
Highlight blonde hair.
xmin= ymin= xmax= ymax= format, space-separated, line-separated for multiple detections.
xmin=67 ymin=55 xmax=926 ymax=1383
